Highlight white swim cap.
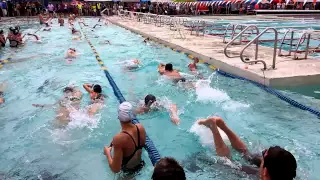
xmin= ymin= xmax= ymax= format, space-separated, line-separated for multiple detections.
xmin=118 ymin=102 xmax=133 ymax=123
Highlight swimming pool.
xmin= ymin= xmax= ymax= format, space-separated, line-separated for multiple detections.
xmin=0 ymin=17 xmax=320 ymax=180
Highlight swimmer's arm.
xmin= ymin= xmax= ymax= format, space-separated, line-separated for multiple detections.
xmin=134 ymin=107 xmax=146 ymax=115
xmin=83 ymin=84 xmax=94 ymax=93
xmin=105 ymin=135 xmax=123 ymax=173
xmin=168 ymin=104 xmax=180 ymax=125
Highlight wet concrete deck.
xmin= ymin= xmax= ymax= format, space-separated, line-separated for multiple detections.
xmin=108 ymin=16 xmax=320 ymax=87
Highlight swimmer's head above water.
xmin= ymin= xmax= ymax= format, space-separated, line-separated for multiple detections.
xmin=68 ymin=48 xmax=76 ymax=53
xmin=144 ymin=94 xmax=156 ymax=107
xmin=165 ymin=63 xmax=173 ymax=72
xmin=0 ymin=29 xmax=3 ymax=34
xmin=118 ymin=102 xmax=134 ymax=123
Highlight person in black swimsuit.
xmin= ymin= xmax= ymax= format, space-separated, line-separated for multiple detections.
xmin=104 ymin=102 xmax=146 ymax=174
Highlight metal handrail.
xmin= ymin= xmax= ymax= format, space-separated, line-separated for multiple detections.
xmin=278 ymin=29 xmax=293 ymax=56
xmin=223 ymin=23 xmax=235 ymax=43
xmin=240 ymin=28 xmax=278 ymax=70
xmin=224 ymin=25 xmax=260 ymax=58
xmin=293 ymin=33 xmax=310 ymax=60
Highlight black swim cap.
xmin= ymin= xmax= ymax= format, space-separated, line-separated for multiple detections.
xmin=63 ymin=87 xmax=74 ymax=93
xmin=13 ymin=29 xmax=19 ymax=35
xmin=15 ymin=26 xmax=20 ymax=30
xmin=145 ymin=94 xmax=156 ymax=106
xmin=93 ymin=84 xmax=102 ymax=93
xmin=9 ymin=27 xmax=15 ymax=32
xmin=165 ymin=63 xmax=173 ymax=71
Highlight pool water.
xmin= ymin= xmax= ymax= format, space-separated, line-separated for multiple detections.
xmin=0 ymin=17 xmax=320 ymax=180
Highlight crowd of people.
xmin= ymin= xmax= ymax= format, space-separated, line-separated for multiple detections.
xmin=0 ymin=8 xmax=299 ymax=180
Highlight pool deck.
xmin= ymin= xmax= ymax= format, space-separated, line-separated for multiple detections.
xmin=107 ymin=16 xmax=320 ymax=87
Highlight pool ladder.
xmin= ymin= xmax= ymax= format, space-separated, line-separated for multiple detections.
xmin=224 ymin=25 xmax=278 ymax=70
xmin=278 ymin=29 xmax=320 ymax=60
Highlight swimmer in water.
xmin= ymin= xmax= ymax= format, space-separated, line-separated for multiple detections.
xmin=58 ymin=14 xmax=64 ymax=26
xmin=143 ymin=37 xmax=150 ymax=43
xmin=135 ymin=94 xmax=180 ymax=125
xmin=32 ymin=86 xmax=83 ymax=126
xmin=0 ymin=82 xmax=8 ymax=105
xmin=66 ymin=48 xmax=77 ymax=58
xmin=71 ymin=28 xmax=80 ymax=35
xmin=197 ymin=116 xmax=297 ymax=178
xmin=121 ymin=59 xmax=141 ymax=70
xmin=83 ymin=83 xmax=105 ymax=116
xmin=188 ymin=57 xmax=203 ymax=79
xmin=158 ymin=63 xmax=186 ymax=83
xmin=0 ymin=30 xmax=6 ymax=47
xmin=100 ymin=40 xmax=110 ymax=45
xmin=7 ymin=26 xmax=23 ymax=47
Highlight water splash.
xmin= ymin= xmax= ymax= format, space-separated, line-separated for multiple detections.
xmin=190 ymin=121 xmax=229 ymax=148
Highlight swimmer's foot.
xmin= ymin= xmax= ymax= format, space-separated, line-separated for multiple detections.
xmin=210 ymin=116 xmax=227 ymax=131
xmin=197 ymin=118 xmax=216 ymax=128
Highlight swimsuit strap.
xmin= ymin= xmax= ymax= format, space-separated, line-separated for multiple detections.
xmin=122 ymin=130 xmax=138 ymax=148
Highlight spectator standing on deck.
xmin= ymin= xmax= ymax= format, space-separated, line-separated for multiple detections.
xmin=77 ymin=2 xmax=82 ymax=16
xmin=26 ymin=2 xmax=31 ymax=16
xmin=48 ymin=3 xmax=54 ymax=17
xmin=1 ymin=0 xmax=7 ymax=17
xmin=97 ymin=2 xmax=101 ymax=16
xmin=15 ymin=3 xmax=20 ymax=16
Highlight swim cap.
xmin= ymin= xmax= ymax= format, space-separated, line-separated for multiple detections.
xmin=118 ymin=102 xmax=133 ymax=123
xmin=145 ymin=94 xmax=156 ymax=106
xmin=13 ymin=29 xmax=19 ymax=35
xmin=9 ymin=27 xmax=15 ymax=32
xmin=15 ymin=26 xmax=20 ymax=30
xmin=93 ymin=84 xmax=102 ymax=93
xmin=165 ymin=63 xmax=173 ymax=71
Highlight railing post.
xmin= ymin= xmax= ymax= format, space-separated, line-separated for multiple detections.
xmin=289 ymin=30 xmax=294 ymax=56
xmin=305 ymin=33 xmax=311 ymax=59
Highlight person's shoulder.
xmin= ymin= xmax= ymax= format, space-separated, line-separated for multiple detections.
xmin=112 ymin=133 xmax=126 ymax=147
xmin=136 ymin=123 xmax=146 ymax=133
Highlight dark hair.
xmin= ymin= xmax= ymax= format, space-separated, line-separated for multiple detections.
xmin=63 ymin=87 xmax=74 ymax=93
xmin=144 ymin=94 xmax=156 ymax=106
xmin=0 ymin=30 xmax=3 ymax=34
xmin=93 ymin=84 xmax=102 ymax=93
xmin=152 ymin=157 xmax=186 ymax=180
xmin=264 ymin=146 xmax=297 ymax=180
xmin=165 ymin=63 xmax=173 ymax=71
xmin=9 ymin=27 xmax=15 ymax=32
xmin=13 ymin=29 xmax=19 ymax=35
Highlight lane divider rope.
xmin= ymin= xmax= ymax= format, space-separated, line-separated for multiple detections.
xmin=78 ymin=23 xmax=161 ymax=165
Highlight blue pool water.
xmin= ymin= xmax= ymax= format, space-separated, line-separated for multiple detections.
xmin=0 ymin=17 xmax=320 ymax=180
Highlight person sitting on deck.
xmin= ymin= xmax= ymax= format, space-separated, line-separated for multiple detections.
xmin=134 ymin=94 xmax=180 ymax=125
xmin=0 ymin=29 xmax=6 ymax=47
xmin=197 ymin=116 xmax=297 ymax=180
xmin=104 ymin=102 xmax=146 ymax=173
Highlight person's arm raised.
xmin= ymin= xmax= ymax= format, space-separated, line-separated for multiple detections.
xmin=83 ymin=84 xmax=94 ymax=93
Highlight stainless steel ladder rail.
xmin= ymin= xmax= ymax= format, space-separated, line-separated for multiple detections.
xmin=240 ymin=28 xmax=278 ymax=70
xmin=224 ymin=25 xmax=260 ymax=58
xmin=278 ymin=29 xmax=294 ymax=56
xmin=293 ymin=32 xmax=310 ymax=60
xmin=223 ymin=23 xmax=235 ymax=43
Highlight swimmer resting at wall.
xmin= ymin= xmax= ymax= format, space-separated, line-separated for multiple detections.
xmin=188 ymin=57 xmax=203 ymax=79
xmin=32 ymin=86 xmax=83 ymax=126
xmin=135 ymin=94 xmax=180 ymax=125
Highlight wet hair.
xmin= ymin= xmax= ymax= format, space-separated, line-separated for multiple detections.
xmin=152 ymin=157 xmax=186 ymax=180
xmin=144 ymin=94 xmax=156 ymax=106
xmin=15 ymin=26 xmax=20 ymax=31
xmin=93 ymin=84 xmax=102 ymax=93
xmin=194 ymin=57 xmax=199 ymax=63
xmin=63 ymin=87 xmax=74 ymax=93
xmin=69 ymin=48 xmax=76 ymax=52
xmin=9 ymin=27 xmax=15 ymax=32
xmin=0 ymin=91 xmax=3 ymax=97
xmin=165 ymin=63 xmax=173 ymax=71
xmin=263 ymin=146 xmax=297 ymax=180
xmin=13 ymin=29 xmax=19 ymax=35
xmin=0 ymin=30 xmax=3 ymax=34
